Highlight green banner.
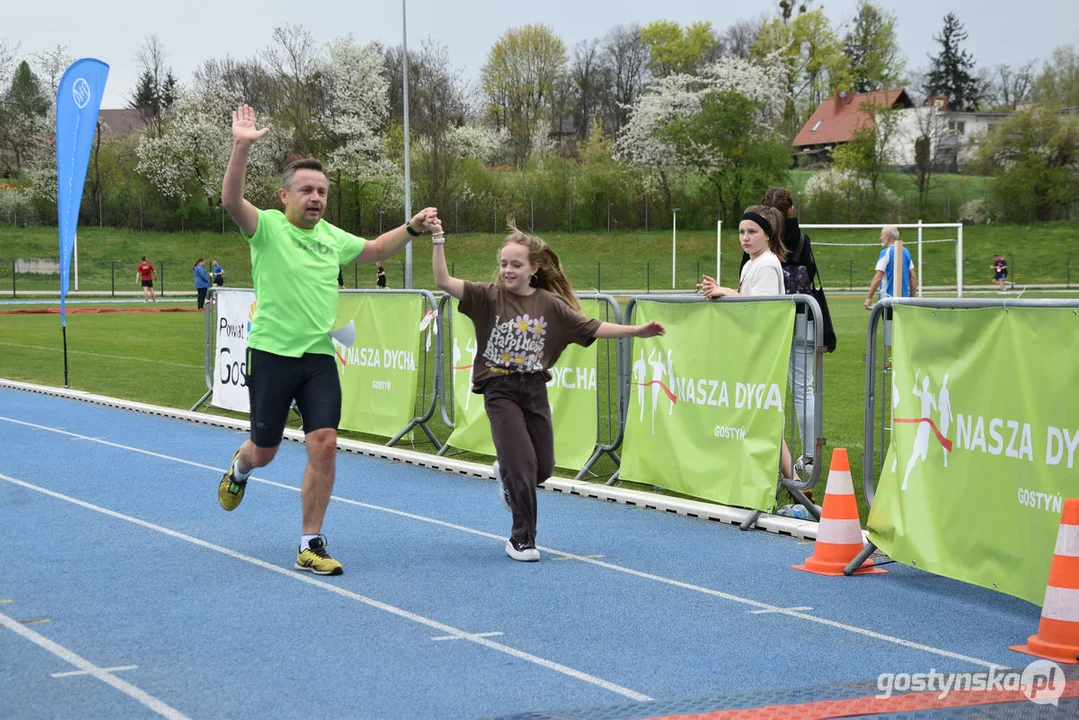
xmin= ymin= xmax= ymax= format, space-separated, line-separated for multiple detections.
xmin=868 ymin=305 xmax=1079 ymax=606
xmin=620 ymin=300 xmax=795 ymax=511
xmin=334 ymin=293 xmax=424 ymax=438
xmin=446 ymin=299 xmax=604 ymax=470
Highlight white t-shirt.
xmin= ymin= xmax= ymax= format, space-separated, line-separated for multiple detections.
xmin=739 ymin=251 xmax=784 ymax=297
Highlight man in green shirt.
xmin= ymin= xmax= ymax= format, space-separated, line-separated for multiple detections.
xmin=218 ymin=103 xmax=438 ymax=576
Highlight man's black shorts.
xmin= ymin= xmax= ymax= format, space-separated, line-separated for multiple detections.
xmin=245 ymin=347 xmax=341 ymax=448
xmin=141 ymin=279 xmax=153 ymax=288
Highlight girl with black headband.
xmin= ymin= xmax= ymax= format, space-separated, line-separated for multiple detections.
xmin=697 ymin=205 xmax=787 ymax=298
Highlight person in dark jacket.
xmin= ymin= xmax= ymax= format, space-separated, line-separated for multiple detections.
xmin=740 ymin=188 xmax=818 ymax=476
xmin=193 ymin=257 xmax=211 ymax=310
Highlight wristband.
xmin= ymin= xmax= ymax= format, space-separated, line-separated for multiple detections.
xmin=431 ymin=231 xmax=445 ymax=245
xmin=405 ymin=223 xmax=421 ymax=237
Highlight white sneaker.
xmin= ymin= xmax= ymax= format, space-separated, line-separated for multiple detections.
xmin=493 ymin=460 xmax=510 ymax=511
xmin=505 ymin=538 xmax=540 ymax=562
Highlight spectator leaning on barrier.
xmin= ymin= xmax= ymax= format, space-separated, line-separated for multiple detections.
xmin=215 ymin=102 xmax=440 ymax=576
xmin=742 ymin=187 xmax=819 ymax=475
xmin=865 ymin=226 xmax=918 ymax=309
xmin=432 ymin=217 xmax=665 ymax=563
xmin=193 ymin=257 xmax=211 ymax=310
xmin=698 ymin=204 xmax=799 ymax=484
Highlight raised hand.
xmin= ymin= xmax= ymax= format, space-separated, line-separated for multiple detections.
xmin=410 ymin=207 xmax=440 ymax=233
xmin=232 ymin=104 xmax=270 ymax=144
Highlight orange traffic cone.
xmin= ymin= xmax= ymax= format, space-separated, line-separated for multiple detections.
xmin=1011 ymin=498 xmax=1079 ymax=664
xmin=793 ymin=448 xmax=886 ymax=577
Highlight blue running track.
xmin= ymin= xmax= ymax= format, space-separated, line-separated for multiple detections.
xmin=0 ymin=387 xmax=1068 ymax=719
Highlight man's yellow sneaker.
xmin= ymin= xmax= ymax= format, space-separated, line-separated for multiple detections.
xmin=217 ymin=449 xmax=247 ymax=511
xmin=295 ymin=535 xmax=343 ymax=576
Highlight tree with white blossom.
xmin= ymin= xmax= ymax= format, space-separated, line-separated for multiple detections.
xmin=136 ymin=80 xmax=291 ymax=208
xmin=616 ymin=54 xmax=789 ymax=221
xmin=21 ymin=46 xmax=73 ymax=203
xmin=320 ymin=34 xmax=398 ymax=194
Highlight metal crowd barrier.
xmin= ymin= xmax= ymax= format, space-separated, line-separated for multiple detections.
xmin=190 ymin=286 xmax=217 ymax=412
xmin=341 ymin=288 xmax=443 ymax=450
xmin=614 ymin=294 xmax=826 ymax=528
xmin=192 ymin=287 xmax=442 ymax=450
xmin=191 ymin=287 xmax=832 ymax=523
xmin=849 ymin=296 xmax=1079 ymax=575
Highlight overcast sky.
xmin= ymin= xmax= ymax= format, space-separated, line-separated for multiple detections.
xmin=6 ymin=0 xmax=1076 ymax=109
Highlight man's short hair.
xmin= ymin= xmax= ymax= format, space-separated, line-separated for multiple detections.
xmin=882 ymin=226 xmax=900 ymax=243
xmin=141 ymin=255 xmax=147 ymax=261
xmin=281 ymin=158 xmax=328 ymax=189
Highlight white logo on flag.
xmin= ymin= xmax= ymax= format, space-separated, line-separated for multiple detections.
xmin=72 ymin=78 xmax=92 ymax=109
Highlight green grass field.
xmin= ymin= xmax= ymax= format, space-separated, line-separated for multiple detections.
xmin=2 ymin=220 xmax=1078 ymax=521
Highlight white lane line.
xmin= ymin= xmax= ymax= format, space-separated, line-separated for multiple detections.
xmin=431 ymin=632 xmax=504 ymax=642
xmin=0 ymin=342 xmax=201 ymax=369
xmin=0 ymin=472 xmax=652 ymax=703
xmin=52 ymin=665 xmax=139 ymax=678
xmin=0 ymin=414 xmax=1004 ymax=670
xmin=0 ymin=609 xmax=189 ymax=720
xmin=751 ymin=606 xmax=813 ymax=615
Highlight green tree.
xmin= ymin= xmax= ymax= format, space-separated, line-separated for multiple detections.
xmin=778 ymin=0 xmax=811 ymax=23
xmin=407 ymin=39 xmax=471 ymax=209
xmin=1033 ymin=45 xmax=1079 ymax=109
xmin=657 ymin=89 xmax=789 ymax=224
xmin=976 ymin=108 xmax=1079 ymax=222
xmin=924 ymin=13 xmax=981 ymax=111
xmin=128 ymin=35 xmax=177 ymax=139
xmin=261 ymin=24 xmax=326 ymax=157
xmin=640 ymin=20 xmax=721 ymax=78
xmin=481 ymin=24 xmax=567 ymax=166
xmin=843 ymin=0 xmax=904 ymax=92
xmin=753 ymin=10 xmax=852 ymax=137
xmin=1 ymin=61 xmax=48 ymax=172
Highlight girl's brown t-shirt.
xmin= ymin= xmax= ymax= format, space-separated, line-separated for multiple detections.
xmin=459 ymin=281 xmax=601 ymax=392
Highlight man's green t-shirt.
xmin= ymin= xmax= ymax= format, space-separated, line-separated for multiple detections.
xmin=244 ymin=209 xmax=366 ymax=357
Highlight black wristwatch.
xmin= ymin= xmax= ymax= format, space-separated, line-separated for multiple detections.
xmin=405 ymin=223 xmax=421 ymax=237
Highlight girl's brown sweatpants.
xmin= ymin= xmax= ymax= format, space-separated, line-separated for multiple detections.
xmin=482 ymin=373 xmax=554 ymax=547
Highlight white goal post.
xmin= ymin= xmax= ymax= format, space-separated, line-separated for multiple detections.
xmin=799 ymin=222 xmax=963 ymax=298
xmin=715 ymin=221 xmax=964 ymax=298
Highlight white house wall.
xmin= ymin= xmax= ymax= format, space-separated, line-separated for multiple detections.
xmin=886 ymin=107 xmax=1008 ymax=169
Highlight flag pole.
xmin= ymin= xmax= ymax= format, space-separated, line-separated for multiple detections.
xmin=54 ymin=58 xmax=110 ymax=389
xmin=62 ymin=325 xmax=70 ymax=388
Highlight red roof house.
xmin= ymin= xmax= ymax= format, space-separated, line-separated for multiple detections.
xmin=792 ymin=88 xmax=914 ymax=162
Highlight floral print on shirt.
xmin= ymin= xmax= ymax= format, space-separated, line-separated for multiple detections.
xmin=482 ymin=313 xmax=547 ymax=374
